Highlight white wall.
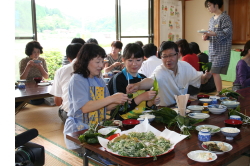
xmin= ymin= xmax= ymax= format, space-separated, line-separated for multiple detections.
xmin=184 ymin=0 xmax=211 ymax=52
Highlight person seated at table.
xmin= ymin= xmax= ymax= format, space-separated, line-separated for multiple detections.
xmin=103 ymin=40 xmax=124 ymax=73
xmin=19 ymin=41 xmax=49 ymax=105
xmin=108 ymin=43 xmax=160 ymax=120
xmin=233 ymin=40 xmax=250 ymax=91
xmin=50 ymin=43 xmax=83 ymax=123
xmin=63 ymin=43 xmax=130 ymax=154
xmin=189 ymin=42 xmax=216 ymax=93
xmin=86 ymin=38 xmax=98 ymax=45
xmin=176 ymin=39 xmax=200 ymax=95
xmin=139 ymin=43 xmax=162 ymax=77
xmin=126 ymin=41 xmax=212 ymax=107
xmin=19 ymin=41 xmax=49 ymax=81
xmin=62 ymin=38 xmax=86 ymax=66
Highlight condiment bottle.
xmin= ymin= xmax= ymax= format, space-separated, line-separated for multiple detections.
xmin=202 ymin=103 xmax=209 ymax=114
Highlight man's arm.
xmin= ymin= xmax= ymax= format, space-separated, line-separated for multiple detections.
xmin=126 ymin=78 xmax=154 ymax=94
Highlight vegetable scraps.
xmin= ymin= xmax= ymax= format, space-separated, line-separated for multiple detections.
xmin=219 ymin=88 xmax=243 ymax=100
xmin=152 ymin=107 xmax=203 ymax=138
xmin=110 ymin=93 xmax=134 ymax=120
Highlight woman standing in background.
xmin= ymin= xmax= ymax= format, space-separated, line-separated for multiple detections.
xmin=202 ymin=0 xmax=233 ymax=95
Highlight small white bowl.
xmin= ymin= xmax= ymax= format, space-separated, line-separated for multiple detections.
xmin=221 ymin=101 xmax=240 ymax=108
xmin=209 ymin=96 xmax=220 ymax=100
xmin=221 ymin=127 xmax=240 ymax=140
xmin=139 ymin=114 xmax=155 ymax=123
xmin=208 ymin=104 xmax=227 ymax=114
xmin=187 ymin=105 xmax=203 ymax=113
xmin=199 ymin=98 xmax=212 ymax=104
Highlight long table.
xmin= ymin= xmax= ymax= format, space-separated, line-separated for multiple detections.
xmin=15 ymin=81 xmax=53 ymax=114
xmin=66 ymin=89 xmax=250 ymax=166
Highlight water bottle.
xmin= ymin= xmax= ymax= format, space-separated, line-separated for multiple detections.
xmin=198 ymin=129 xmax=211 ymax=142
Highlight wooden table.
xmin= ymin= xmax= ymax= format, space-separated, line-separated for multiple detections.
xmin=15 ymin=81 xmax=53 ymax=114
xmin=66 ymin=88 xmax=250 ymax=166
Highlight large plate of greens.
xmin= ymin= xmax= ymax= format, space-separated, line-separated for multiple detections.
xmin=98 ymin=119 xmax=188 ymax=160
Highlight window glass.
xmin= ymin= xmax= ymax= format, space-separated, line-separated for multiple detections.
xmin=15 ymin=0 xmax=33 ymax=37
xmin=120 ymin=0 xmax=149 ymax=36
xmin=35 ymin=0 xmax=116 ymax=57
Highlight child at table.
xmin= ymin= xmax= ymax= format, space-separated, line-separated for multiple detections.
xmin=107 ymin=43 xmax=160 ymax=120
xmin=63 ymin=44 xmax=130 ymax=154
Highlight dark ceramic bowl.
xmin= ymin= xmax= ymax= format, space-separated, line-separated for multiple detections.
xmin=33 ymin=77 xmax=42 ymax=83
xmin=186 ymin=100 xmax=191 ymax=106
xmin=197 ymin=94 xmax=210 ymax=100
xmin=122 ymin=119 xmax=140 ymax=130
xmin=224 ymin=119 xmax=243 ymax=129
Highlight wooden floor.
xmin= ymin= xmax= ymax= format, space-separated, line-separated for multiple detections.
xmin=15 ymin=81 xmax=250 ymax=166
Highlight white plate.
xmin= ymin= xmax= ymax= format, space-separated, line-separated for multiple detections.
xmin=197 ymin=30 xmax=208 ymax=33
xmin=196 ymin=125 xmax=220 ymax=135
xmin=188 ymin=113 xmax=210 ymax=119
xmin=202 ymin=141 xmax=233 ymax=154
xmin=98 ymin=128 xmax=121 ymax=136
xmin=37 ymin=82 xmax=50 ymax=86
xmin=187 ymin=150 xmax=217 ymax=162
xmin=17 ymin=79 xmax=27 ymax=83
xmin=99 ymin=120 xmax=122 ymax=128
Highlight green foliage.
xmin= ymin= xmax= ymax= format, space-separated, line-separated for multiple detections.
xmin=40 ymin=51 xmax=63 ymax=80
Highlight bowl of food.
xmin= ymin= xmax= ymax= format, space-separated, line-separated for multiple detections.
xmin=187 ymin=105 xmax=203 ymax=113
xmin=199 ymin=98 xmax=212 ymax=104
xmin=220 ymin=127 xmax=240 ymax=140
xmin=197 ymin=95 xmax=210 ymax=100
xmin=122 ymin=119 xmax=140 ymax=130
xmin=221 ymin=101 xmax=240 ymax=108
xmin=224 ymin=119 xmax=243 ymax=129
xmin=139 ymin=114 xmax=155 ymax=123
xmin=208 ymin=104 xmax=227 ymax=114
xmin=33 ymin=77 xmax=42 ymax=83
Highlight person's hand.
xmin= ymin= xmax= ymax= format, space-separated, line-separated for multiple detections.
xmin=126 ymin=83 xmax=139 ymax=94
xmin=153 ymin=95 xmax=160 ymax=105
xmin=204 ymin=70 xmax=212 ymax=80
xmin=27 ymin=60 xmax=36 ymax=67
xmin=112 ymin=62 xmax=121 ymax=68
xmin=141 ymin=91 xmax=157 ymax=101
xmin=111 ymin=93 xmax=129 ymax=105
xmin=204 ymin=30 xmax=216 ymax=37
xmin=202 ymin=34 xmax=208 ymax=41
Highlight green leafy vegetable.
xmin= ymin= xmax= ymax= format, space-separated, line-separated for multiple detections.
xmin=110 ymin=93 xmax=134 ymax=120
xmin=219 ymin=88 xmax=243 ymax=100
xmin=199 ymin=62 xmax=212 ymax=72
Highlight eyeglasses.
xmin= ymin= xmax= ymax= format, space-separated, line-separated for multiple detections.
xmin=161 ymin=53 xmax=178 ymax=59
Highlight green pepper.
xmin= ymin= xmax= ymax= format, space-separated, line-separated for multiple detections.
xmin=199 ymin=62 xmax=212 ymax=72
xmin=86 ymin=137 xmax=99 ymax=144
xmin=78 ymin=134 xmax=86 ymax=143
xmin=85 ymin=133 xmax=101 ymax=139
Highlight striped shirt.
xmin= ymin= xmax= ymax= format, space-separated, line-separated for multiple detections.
xmin=106 ymin=53 xmax=123 ymax=71
xmin=208 ymin=11 xmax=233 ymax=67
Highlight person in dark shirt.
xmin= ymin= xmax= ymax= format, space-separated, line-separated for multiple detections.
xmin=108 ymin=43 xmax=160 ymax=120
xmin=189 ymin=42 xmax=216 ymax=93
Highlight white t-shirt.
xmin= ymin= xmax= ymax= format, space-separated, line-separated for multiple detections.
xmin=139 ymin=56 xmax=162 ymax=77
xmin=150 ymin=60 xmax=203 ymax=106
xmin=50 ymin=59 xmax=76 ymax=112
